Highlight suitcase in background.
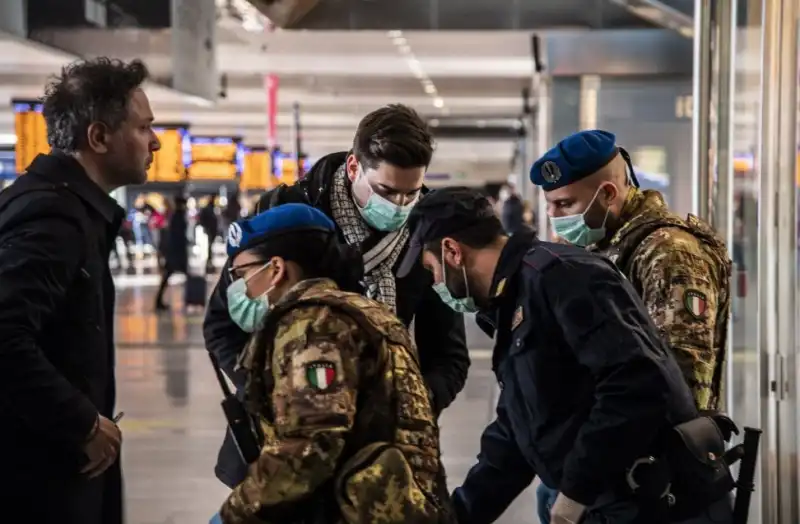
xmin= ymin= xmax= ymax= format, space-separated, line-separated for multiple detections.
xmin=184 ymin=274 xmax=207 ymax=308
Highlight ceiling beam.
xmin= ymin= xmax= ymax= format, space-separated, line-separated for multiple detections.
xmin=605 ymin=0 xmax=693 ymax=37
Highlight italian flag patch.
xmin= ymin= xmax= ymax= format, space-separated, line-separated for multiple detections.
xmin=306 ymin=361 xmax=336 ymax=391
xmin=684 ymin=289 xmax=708 ymax=319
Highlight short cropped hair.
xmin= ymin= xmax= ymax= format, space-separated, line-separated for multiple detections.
xmin=423 ymin=216 xmax=505 ymax=259
xmin=42 ymin=57 xmax=150 ymax=152
xmin=352 ymin=104 xmax=434 ymax=170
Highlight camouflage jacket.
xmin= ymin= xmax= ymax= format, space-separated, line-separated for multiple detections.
xmin=589 ymin=189 xmax=732 ymax=412
xmin=220 ymin=278 xmax=452 ymax=524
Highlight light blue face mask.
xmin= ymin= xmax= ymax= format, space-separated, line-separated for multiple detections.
xmin=549 ymin=186 xmax=611 ymax=247
xmin=432 ymin=257 xmax=478 ymax=314
xmin=226 ymin=262 xmax=274 ymax=333
xmin=356 ymin=170 xmax=418 ymax=232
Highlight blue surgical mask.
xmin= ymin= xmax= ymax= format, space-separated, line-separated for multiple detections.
xmin=549 ymin=187 xmax=611 ymax=247
xmin=433 ymin=257 xmax=478 ymax=314
xmin=226 ymin=262 xmax=274 ymax=333
xmin=356 ymin=171 xmax=417 ymax=232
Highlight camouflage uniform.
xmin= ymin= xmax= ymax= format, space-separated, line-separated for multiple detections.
xmin=220 ymin=278 xmax=452 ymax=524
xmin=590 ymin=189 xmax=732 ymax=412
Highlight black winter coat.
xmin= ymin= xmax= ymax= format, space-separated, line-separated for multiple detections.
xmin=0 ymin=152 xmax=125 ymax=524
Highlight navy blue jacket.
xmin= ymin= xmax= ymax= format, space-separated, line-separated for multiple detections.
xmin=453 ymin=232 xmax=697 ymax=523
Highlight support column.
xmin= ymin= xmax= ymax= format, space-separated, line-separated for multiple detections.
xmin=691 ymin=0 xmax=714 ymax=219
xmin=579 ymin=75 xmax=601 ymax=131
xmin=535 ymin=76 xmax=554 ymax=240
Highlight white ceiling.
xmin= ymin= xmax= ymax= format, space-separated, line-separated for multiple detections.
xmin=0 ymin=23 xmax=769 ymax=185
xmin=0 ymin=27 xmax=535 ymax=185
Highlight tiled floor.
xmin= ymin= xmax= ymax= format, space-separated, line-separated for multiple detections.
xmin=114 ymin=275 xmax=539 ymax=524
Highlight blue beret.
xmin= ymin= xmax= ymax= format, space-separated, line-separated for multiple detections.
xmin=226 ymin=203 xmax=336 ymax=257
xmin=530 ymin=130 xmax=619 ymax=191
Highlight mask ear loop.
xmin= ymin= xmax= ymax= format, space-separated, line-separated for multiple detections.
xmin=245 ymin=261 xmax=276 ymax=301
xmin=441 ymin=242 xmax=472 ymax=301
xmin=618 ymin=147 xmax=640 ymax=188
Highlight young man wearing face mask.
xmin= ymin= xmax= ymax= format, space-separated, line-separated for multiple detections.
xmin=530 ymin=131 xmax=732 ymax=523
xmin=396 ymin=187 xmax=733 ymax=524
xmin=203 ymin=104 xmax=469 ymax=488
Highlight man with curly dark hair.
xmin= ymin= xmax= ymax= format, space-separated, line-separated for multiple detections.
xmin=0 ymin=57 xmax=160 ymax=524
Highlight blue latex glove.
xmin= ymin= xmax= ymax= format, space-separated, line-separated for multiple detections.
xmin=209 ymin=512 xmax=223 ymax=524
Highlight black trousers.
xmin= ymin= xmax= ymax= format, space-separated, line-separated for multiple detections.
xmin=11 ymin=458 xmax=123 ymax=524
xmin=582 ymin=494 xmax=733 ymax=524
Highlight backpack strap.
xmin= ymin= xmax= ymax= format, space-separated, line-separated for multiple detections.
xmin=608 ymin=212 xmax=732 ymax=409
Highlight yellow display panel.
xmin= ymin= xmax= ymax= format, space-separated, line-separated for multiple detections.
xmin=147 ymin=128 xmax=187 ymax=182
xmin=188 ymin=161 xmax=237 ymax=180
xmin=241 ymin=150 xmax=272 ymax=191
xmin=187 ymin=137 xmax=240 ymax=181
xmin=13 ymin=101 xmax=48 ymax=174
xmin=279 ymin=158 xmax=299 ymax=186
xmin=192 ymin=142 xmax=238 ymax=164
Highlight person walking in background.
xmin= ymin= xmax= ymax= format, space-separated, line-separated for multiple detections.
xmin=199 ymin=196 xmax=220 ymax=273
xmin=155 ymin=195 xmax=189 ymax=311
xmin=499 ymin=181 xmax=526 ymax=235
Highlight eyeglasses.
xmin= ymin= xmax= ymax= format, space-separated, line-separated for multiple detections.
xmin=227 ymin=261 xmax=267 ymax=281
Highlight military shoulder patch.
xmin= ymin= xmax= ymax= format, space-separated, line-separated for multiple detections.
xmin=511 ymin=306 xmax=524 ymax=331
xmin=683 ymin=289 xmax=708 ymax=320
xmin=305 ymin=360 xmax=337 ymax=391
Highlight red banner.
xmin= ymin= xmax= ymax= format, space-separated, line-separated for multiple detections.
xmin=265 ymin=74 xmax=279 ymax=148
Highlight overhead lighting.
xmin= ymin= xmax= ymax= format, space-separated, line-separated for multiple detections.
xmin=387 ymin=30 xmax=446 ymax=111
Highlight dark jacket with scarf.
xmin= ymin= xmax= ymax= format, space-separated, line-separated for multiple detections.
xmin=204 ymin=151 xmax=470 ymax=487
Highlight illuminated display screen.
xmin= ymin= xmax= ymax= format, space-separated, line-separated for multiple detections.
xmin=241 ymin=149 xmax=273 ymax=191
xmin=13 ymin=100 xmax=49 ymax=174
xmin=187 ymin=136 xmax=243 ymax=181
xmin=275 ymin=154 xmax=313 ymax=185
xmin=147 ymin=126 xmax=189 ymax=183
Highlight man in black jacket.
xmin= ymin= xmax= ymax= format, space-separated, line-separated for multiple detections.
xmin=204 ymin=104 xmax=470 ymax=487
xmin=0 ymin=58 xmax=161 ymax=523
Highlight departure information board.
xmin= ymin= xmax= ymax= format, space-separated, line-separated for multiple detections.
xmin=187 ymin=136 xmax=243 ymax=180
xmin=13 ymin=100 xmax=49 ymax=175
xmin=275 ymin=155 xmax=312 ymax=186
xmin=241 ymin=148 xmax=273 ymax=191
xmin=147 ymin=126 xmax=190 ymax=183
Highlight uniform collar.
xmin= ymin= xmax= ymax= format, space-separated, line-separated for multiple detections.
xmin=591 ymin=188 xmax=666 ymax=251
xmin=26 ymin=152 xmax=122 ymax=224
xmin=488 ymin=230 xmax=538 ymax=303
xmin=274 ymin=277 xmax=339 ymax=308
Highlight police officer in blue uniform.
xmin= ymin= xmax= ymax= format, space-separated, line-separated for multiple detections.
xmin=397 ymin=187 xmax=733 ymax=524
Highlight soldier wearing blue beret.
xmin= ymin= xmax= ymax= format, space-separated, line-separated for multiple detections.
xmin=531 ymin=131 xmax=732 ymax=523
xmin=212 ymin=203 xmax=452 ymax=524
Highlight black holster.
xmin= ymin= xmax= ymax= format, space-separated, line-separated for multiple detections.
xmin=626 ymin=414 xmax=740 ymax=520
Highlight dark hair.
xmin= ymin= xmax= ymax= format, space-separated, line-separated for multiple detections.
xmin=423 ymin=217 xmax=505 ymax=259
xmin=352 ymin=104 xmax=434 ymax=170
xmin=251 ymin=230 xmax=364 ymax=294
xmin=42 ymin=57 xmax=150 ymax=152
